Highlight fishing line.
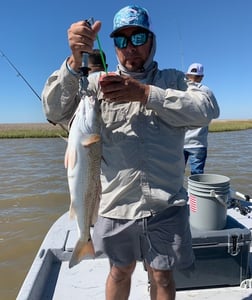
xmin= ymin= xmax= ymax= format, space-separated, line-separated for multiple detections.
xmin=96 ymin=35 xmax=108 ymax=74
xmin=0 ymin=49 xmax=42 ymax=101
xmin=0 ymin=49 xmax=68 ymax=133
xmin=82 ymin=18 xmax=108 ymax=75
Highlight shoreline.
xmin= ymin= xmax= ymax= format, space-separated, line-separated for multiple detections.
xmin=0 ymin=123 xmax=68 ymax=138
xmin=0 ymin=119 xmax=252 ymax=138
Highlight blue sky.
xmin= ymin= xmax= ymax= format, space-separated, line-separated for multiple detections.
xmin=0 ymin=0 xmax=251 ymax=123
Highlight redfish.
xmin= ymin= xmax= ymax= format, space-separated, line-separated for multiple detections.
xmin=64 ymin=94 xmax=101 ymax=268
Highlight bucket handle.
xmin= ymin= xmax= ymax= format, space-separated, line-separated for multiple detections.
xmin=209 ymin=190 xmax=227 ymax=207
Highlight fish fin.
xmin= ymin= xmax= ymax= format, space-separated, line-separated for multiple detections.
xmin=64 ymin=146 xmax=77 ymax=170
xmin=60 ymin=135 xmax=68 ymax=142
xmin=82 ymin=134 xmax=100 ymax=147
xmin=69 ymin=239 xmax=95 ymax=268
xmin=69 ymin=203 xmax=76 ymax=219
xmin=64 ymin=146 xmax=69 ymax=168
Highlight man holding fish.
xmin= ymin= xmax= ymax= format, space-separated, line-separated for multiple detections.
xmin=42 ymin=5 xmax=219 ymax=300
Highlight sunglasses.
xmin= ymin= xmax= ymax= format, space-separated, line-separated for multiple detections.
xmin=114 ymin=32 xmax=152 ymax=49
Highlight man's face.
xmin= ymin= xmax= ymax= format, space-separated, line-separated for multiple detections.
xmin=114 ymin=27 xmax=153 ymax=72
xmin=187 ymin=75 xmax=204 ymax=83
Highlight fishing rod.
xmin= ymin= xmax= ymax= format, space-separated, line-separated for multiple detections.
xmin=229 ymin=188 xmax=252 ymax=216
xmin=0 ymin=49 xmax=42 ymax=101
xmin=230 ymin=188 xmax=252 ymax=203
xmin=0 ymin=49 xmax=69 ymax=133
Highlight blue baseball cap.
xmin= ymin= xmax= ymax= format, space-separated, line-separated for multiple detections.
xmin=110 ymin=5 xmax=152 ymax=37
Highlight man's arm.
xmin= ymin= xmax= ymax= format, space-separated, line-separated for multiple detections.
xmin=42 ymin=60 xmax=81 ymax=125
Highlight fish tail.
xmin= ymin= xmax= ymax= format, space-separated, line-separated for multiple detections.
xmin=69 ymin=239 xmax=95 ymax=268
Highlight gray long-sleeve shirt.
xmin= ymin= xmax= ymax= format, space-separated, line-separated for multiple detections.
xmin=42 ymin=59 xmax=219 ymax=219
xmin=184 ymin=83 xmax=220 ymax=148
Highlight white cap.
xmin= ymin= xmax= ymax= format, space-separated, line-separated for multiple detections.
xmin=186 ymin=63 xmax=204 ymax=76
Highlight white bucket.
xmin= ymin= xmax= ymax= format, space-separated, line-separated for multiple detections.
xmin=188 ymin=174 xmax=230 ymax=230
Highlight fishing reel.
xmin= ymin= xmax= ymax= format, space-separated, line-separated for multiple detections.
xmin=79 ymin=17 xmax=94 ymax=77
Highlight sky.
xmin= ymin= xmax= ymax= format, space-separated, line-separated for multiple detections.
xmin=0 ymin=0 xmax=252 ymax=123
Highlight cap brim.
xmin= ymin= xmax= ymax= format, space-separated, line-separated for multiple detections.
xmin=186 ymin=72 xmax=204 ymax=76
xmin=110 ymin=25 xmax=151 ymax=37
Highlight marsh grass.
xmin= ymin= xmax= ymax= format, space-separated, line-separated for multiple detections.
xmin=0 ymin=123 xmax=68 ymax=138
xmin=0 ymin=120 xmax=252 ymax=138
xmin=209 ymin=119 xmax=252 ymax=132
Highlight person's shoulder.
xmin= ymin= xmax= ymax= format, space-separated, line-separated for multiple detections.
xmin=161 ymin=68 xmax=184 ymax=77
xmin=158 ymin=68 xmax=186 ymax=82
xmin=158 ymin=68 xmax=186 ymax=89
xmin=199 ymin=84 xmax=216 ymax=98
xmin=199 ymin=84 xmax=212 ymax=93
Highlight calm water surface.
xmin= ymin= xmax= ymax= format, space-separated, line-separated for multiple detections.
xmin=0 ymin=130 xmax=251 ymax=300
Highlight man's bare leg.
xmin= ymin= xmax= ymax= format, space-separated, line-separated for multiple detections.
xmin=106 ymin=261 xmax=136 ymax=300
xmin=147 ymin=265 xmax=176 ymax=300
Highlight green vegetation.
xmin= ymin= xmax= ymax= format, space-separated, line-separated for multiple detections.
xmin=0 ymin=129 xmax=67 ymax=138
xmin=0 ymin=120 xmax=252 ymax=138
xmin=209 ymin=120 xmax=252 ymax=132
xmin=0 ymin=123 xmax=68 ymax=139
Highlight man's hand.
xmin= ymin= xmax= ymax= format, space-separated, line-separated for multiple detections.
xmin=67 ymin=20 xmax=102 ymax=71
xmin=99 ymin=74 xmax=149 ymax=105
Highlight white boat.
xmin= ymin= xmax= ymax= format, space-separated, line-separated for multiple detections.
xmin=17 ymin=194 xmax=252 ymax=300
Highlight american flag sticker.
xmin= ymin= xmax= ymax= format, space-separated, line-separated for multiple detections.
xmin=189 ymin=194 xmax=197 ymax=212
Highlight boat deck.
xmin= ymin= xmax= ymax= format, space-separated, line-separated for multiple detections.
xmin=17 ymin=202 xmax=252 ymax=300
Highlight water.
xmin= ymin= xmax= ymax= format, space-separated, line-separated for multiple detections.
xmin=0 ymin=131 xmax=252 ymax=300
xmin=0 ymin=138 xmax=69 ymax=300
xmin=206 ymin=130 xmax=252 ymax=195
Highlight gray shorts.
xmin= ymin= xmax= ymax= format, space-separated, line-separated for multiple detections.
xmin=93 ymin=205 xmax=195 ymax=270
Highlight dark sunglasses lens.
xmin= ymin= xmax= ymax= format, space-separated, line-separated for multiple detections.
xmin=114 ymin=32 xmax=150 ymax=49
xmin=131 ymin=32 xmax=148 ymax=46
xmin=114 ymin=36 xmax=127 ymax=49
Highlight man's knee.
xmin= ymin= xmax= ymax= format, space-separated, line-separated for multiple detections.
xmin=150 ymin=269 xmax=174 ymax=288
xmin=109 ymin=262 xmax=136 ymax=283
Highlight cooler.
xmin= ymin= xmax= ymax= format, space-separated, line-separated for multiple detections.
xmin=174 ymin=215 xmax=251 ymax=289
